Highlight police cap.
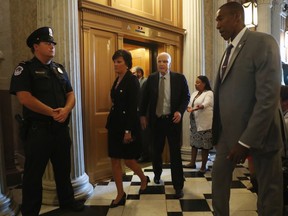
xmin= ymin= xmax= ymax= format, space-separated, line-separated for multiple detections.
xmin=26 ymin=27 xmax=57 ymax=48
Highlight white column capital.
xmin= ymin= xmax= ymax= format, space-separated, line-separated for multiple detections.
xmin=257 ymin=0 xmax=273 ymax=33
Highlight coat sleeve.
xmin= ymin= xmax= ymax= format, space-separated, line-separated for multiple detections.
xmin=239 ymin=34 xmax=281 ymax=148
xmin=177 ymin=74 xmax=190 ymax=115
xmin=125 ymin=75 xmax=140 ymax=130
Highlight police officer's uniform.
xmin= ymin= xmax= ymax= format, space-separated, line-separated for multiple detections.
xmin=9 ymin=27 xmax=80 ymax=216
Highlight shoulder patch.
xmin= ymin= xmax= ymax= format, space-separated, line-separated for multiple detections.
xmin=57 ymin=67 xmax=63 ymax=74
xmin=14 ymin=66 xmax=24 ymax=76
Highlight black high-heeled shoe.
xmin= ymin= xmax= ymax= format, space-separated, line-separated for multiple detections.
xmin=110 ymin=192 xmax=126 ymax=208
xmin=139 ymin=176 xmax=150 ymax=194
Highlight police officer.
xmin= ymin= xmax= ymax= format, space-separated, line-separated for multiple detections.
xmin=10 ymin=27 xmax=84 ymax=216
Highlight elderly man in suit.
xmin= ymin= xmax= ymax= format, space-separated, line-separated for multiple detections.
xmin=212 ymin=2 xmax=283 ymax=216
xmin=140 ymin=52 xmax=190 ymax=198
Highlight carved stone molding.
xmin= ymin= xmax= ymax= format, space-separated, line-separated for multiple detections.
xmin=257 ymin=0 xmax=272 ymax=4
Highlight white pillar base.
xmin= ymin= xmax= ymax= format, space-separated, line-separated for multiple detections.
xmin=0 ymin=191 xmax=19 ymax=216
xmin=42 ymin=173 xmax=93 ymax=205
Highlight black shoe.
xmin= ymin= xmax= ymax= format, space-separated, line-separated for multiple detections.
xmin=110 ymin=193 xmax=126 ymax=208
xmin=60 ymin=200 xmax=85 ymax=212
xmin=249 ymin=178 xmax=258 ymax=194
xmin=139 ymin=176 xmax=151 ymax=194
xmin=174 ymin=189 xmax=184 ymax=199
xmin=198 ymin=168 xmax=209 ymax=174
xmin=153 ymin=177 xmax=161 ymax=184
xmin=183 ymin=163 xmax=196 ymax=169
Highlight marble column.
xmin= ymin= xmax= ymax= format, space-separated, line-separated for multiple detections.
xmin=213 ymin=0 xmax=227 ymax=83
xmin=271 ymin=0 xmax=283 ymax=45
xmin=270 ymin=0 xmax=286 ymax=65
xmin=0 ymin=111 xmax=19 ymax=215
xmin=37 ymin=0 xmax=93 ymax=205
xmin=257 ymin=0 xmax=273 ymax=34
xmin=182 ymin=0 xmax=205 ymax=160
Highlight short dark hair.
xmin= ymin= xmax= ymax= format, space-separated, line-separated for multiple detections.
xmin=198 ymin=75 xmax=212 ymax=91
xmin=220 ymin=1 xmax=244 ymax=22
xmin=112 ymin=49 xmax=132 ymax=70
xmin=281 ymin=85 xmax=288 ymax=101
xmin=135 ymin=66 xmax=144 ymax=76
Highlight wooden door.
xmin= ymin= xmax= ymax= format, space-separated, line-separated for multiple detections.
xmin=81 ymin=28 xmax=117 ymax=182
xmin=129 ymin=47 xmax=150 ymax=77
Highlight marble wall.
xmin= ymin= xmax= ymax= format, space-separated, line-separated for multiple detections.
xmin=0 ymin=0 xmax=37 ymax=182
xmin=10 ymin=0 xmax=37 ymax=67
xmin=204 ymin=0 xmax=214 ymax=87
xmin=0 ymin=0 xmax=13 ymax=90
xmin=0 ymin=0 xmax=37 ymax=90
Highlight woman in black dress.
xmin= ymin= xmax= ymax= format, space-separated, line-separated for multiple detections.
xmin=106 ymin=49 xmax=149 ymax=208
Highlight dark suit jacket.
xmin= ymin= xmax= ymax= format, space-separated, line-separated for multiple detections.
xmin=140 ymin=71 xmax=190 ymax=127
xmin=106 ymin=71 xmax=140 ymax=136
xmin=212 ymin=29 xmax=283 ymax=153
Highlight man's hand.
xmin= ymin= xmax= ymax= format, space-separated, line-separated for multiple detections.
xmin=227 ymin=143 xmax=249 ymax=164
xmin=52 ymin=107 xmax=69 ymax=123
xmin=140 ymin=116 xmax=148 ymax=130
xmin=172 ymin=111 xmax=181 ymax=123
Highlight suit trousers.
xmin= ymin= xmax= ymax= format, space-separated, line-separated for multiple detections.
xmin=21 ymin=122 xmax=74 ymax=216
xmin=212 ymin=137 xmax=234 ymax=216
xmin=252 ymin=149 xmax=283 ymax=216
xmin=212 ymin=134 xmax=283 ymax=216
xmin=152 ymin=116 xmax=184 ymax=190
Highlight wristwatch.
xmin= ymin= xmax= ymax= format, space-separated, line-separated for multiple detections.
xmin=125 ymin=130 xmax=131 ymax=134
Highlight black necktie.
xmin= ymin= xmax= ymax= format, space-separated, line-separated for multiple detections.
xmin=221 ymin=44 xmax=233 ymax=79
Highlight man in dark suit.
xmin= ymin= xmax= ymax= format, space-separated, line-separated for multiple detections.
xmin=212 ymin=2 xmax=283 ymax=215
xmin=140 ymin=52 xmax=190 ymax=198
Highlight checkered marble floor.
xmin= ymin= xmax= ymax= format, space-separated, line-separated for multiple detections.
xmin=13 ymin=158 xmax=259 ymax=216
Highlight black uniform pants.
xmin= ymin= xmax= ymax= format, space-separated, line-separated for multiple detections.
xmin=152 ymin=115 xmax=184 ymax=190
xmin=21 ymin=122 xmax=74 ymax=216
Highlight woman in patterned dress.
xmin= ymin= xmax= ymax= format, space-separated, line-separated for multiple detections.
xmin=183 ymin=76 xmax=213 ymax=173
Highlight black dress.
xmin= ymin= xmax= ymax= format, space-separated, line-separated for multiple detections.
xmin=106 ymin=71 xmax=141 ymax=159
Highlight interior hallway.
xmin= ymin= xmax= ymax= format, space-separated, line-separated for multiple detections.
xmin=11 ymin=155 xmax=258 ymax=216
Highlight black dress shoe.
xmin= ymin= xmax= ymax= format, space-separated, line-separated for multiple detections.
xmin=248 ymin=178 xmax=258 ymax=194
xmin=174 ymin=189 xmax=184 ymax=199
xmin=153 ymin=177 xmax=161 ymax=184
xmin=183 ymin=163 xmax=196 ymax=169
xmin=60 ymin=200 xmax=85 ymax=212
xmin=139 ymin=176 xmax=151 ymax=194
xmin=110 ymin=193 xmax=126 ymax=208
xmin=198 ymin=169 xmax=208 ymax=174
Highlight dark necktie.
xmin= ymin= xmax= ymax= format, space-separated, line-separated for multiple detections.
xmin=221 ymin=44 xmax=233 ymax=79
xmin=156 ymin=76 xmax=165 ymax=117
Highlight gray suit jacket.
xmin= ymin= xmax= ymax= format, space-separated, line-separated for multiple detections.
xmin=212 ymin=29 xmax=283 ymax=153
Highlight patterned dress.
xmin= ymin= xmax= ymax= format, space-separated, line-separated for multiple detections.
xmin=189 ymin=91 xmax=213 ymax=149
xmin=190 ymin=113 xmax=212 ymax=149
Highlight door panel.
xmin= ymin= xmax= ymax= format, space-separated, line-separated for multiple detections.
xmin=82 ymin=29 xmax=116 ymax=182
